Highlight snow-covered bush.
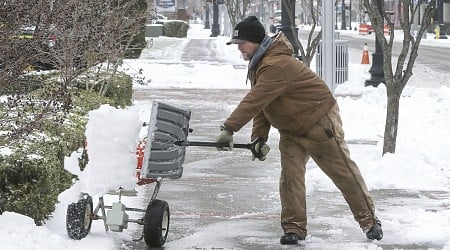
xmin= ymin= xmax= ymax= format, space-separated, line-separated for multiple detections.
xmin=0 ymin=72 xmax=133 ymax=225
xmin=163 ymin=20 xmax=189 ymax=38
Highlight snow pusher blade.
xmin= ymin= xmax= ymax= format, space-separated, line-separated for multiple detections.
xmin=142 ymin=101 xmax=258 ymax=180
xmin=141 ymin=101 xmax=192 ymax=179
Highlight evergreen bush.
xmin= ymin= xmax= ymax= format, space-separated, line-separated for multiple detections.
xmin=163 ymin=21 xmax=189 ymax=38
xmin=124 ymin=0 xmax=148 ymax=59
xmin=0 ymin=72 xmax=133 ymax=224
xmin=0 ymin=144 xmax=73 ymax=225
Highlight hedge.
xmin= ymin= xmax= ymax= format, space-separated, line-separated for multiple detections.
xmin=0 ymin=72 xmax=133 ymax=225
xmin=163 ymin=20 xmax=189 ymax=38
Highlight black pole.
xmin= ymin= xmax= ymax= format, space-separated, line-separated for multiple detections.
xmin=341 ymin=0 xmax=346 ymax=30
xmin=176 ymin=140 xmax=253 ymax=149
xmin=437 ymin=0 xmax=443 ymax=24
xmin=365 ymin=0 xmax=385 ymax=87
xmin=349 ymin=0 xmax=352 ymax=30
xmin=335 ymin=1 xmax=338 ymax=29
xmin=418 ymin=0 xmax=421 ymax=25
xmin=204 ymin=3 xmax=210 ymax=29
xmin=210 ymin=0 xmax=220 ymax=36
xmin=278 ymin=0 xmax=300 ymax=59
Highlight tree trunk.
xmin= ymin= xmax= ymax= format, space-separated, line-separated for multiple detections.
xmin=383 ymin=90 xmax=400 ymax=154
xmin=297 ymin=0 xmax=321 ymax=67
xmin=362 ymin=0 xmax=437 ymax=156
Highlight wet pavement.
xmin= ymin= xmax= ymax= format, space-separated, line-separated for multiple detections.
xmin=118 ymin=88 xmax=449 ymax=250
xmin=181 ymin=39 xmax=226 ymax=63
xmin=117 ymin=37 xmax=449 ymax=249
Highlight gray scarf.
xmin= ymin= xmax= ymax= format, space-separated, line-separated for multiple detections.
xmin=248 ymin=35 xmax=273 ymax=70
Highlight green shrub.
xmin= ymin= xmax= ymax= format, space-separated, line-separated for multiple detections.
xmin=0 ymin=72 xmax=133 ymax=225
xmin=0 ymin=72 xmax=59 ymax=96
xmin=0 ymin=144 xmax=73 ymax=225
xmin=71 ymin=89 xmax=113 ymax=114
xmin=124 ymin=0 xmax=148 ymax=59
xmin=125 ymin=29 xmax=147 ymax=59
xmin=103 ymin=73 xmax=133 ymax=108
xmin=163 ymin=20 xmax=189 ymax=38
xmin=71 ymin=72 xmax=132 ymax=108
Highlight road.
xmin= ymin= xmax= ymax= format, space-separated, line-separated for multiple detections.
xmin=341 ymin=33 xmax=450 ymax=73
xmin=299 ymin=30 xmax=450 ymax=74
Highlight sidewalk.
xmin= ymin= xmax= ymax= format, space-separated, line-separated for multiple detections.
xmin=121 ymin=25 xmax=450 ymax=249
xmin=180 ymin=38 xmax=225 ymax=62
xmin=127 ymin=88 xmax=450 ymax=250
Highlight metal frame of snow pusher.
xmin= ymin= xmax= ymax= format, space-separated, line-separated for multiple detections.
xmin=66 ymin=101 xmax=191 ymax=247
xmin=65 ymin=178 xmax=168 ymax=244
xmin=66 ymin=101 xmax=257 ymax=247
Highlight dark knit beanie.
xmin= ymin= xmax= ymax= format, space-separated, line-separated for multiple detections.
xmin=226 ymin=16 xmax=266 ymax=45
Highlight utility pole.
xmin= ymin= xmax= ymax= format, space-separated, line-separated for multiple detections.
xmin=323 ymin=0 xmax=336 ymax=92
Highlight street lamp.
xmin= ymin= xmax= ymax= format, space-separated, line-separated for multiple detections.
xmin=365 ymin=0 xmax=385 ymax=87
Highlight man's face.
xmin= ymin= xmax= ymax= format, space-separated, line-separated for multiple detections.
xmin=238 ymin=41 xmax=259 ymax=61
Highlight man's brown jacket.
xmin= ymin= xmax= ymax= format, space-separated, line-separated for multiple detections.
xmin=224 ymin=33 xmax=336 ymax=140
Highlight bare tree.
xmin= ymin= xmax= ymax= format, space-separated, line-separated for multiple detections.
xmin=223 ymin=0 xmax=252 ymax=29
xmin=49 ymin=0 xmax=146 ymax=95
xmin=296 ymin=0 xmax=322 ymax=67
xmin=221 ymin=0 xmax=321 ymax=67
xmin=362 ymin=0 xmax=437 ymax=154
xmin=0 ymin=0 xmax=146 ymax=146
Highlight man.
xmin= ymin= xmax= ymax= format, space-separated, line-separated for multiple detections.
xmin=215 ymin=16 xmax=383 ymax=245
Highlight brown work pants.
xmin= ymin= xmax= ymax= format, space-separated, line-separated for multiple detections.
xmin=278 ymin=104 xmax=376 ymax=238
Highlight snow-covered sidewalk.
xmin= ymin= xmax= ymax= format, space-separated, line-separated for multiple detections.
xmin=1 ymin=23 xmax=450 ymax=250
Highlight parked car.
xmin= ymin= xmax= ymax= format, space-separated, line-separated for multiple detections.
xmin=149 ymin=13 xmax=168 ymax=24
xmin=269 ymin=10 xmax=282 ymax=33
xmin=1 ymin=26 xmax=58 ymax=71
xmin=156 ymin=13 xmax=168 ymax=20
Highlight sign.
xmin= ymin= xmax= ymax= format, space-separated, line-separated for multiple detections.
xmin=155 ymin=0 xmax=176 ymax=12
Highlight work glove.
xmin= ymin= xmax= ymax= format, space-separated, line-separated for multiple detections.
xmin=215 ymin=125 xmax=233 ymax=151
xmin=250 ymin=137 xmax=270 ymax=161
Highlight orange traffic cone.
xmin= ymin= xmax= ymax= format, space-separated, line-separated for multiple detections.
xmin=361 ymin=43 xmax=370 ymax=64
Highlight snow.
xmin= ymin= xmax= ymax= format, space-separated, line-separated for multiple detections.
xmin=1 ymin=23 xmax=450 ymax=249
xmin=80 ymin=105 xmax=141 ymax=196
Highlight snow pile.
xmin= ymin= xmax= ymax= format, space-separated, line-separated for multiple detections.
xmin=79 ymin=104 xmax=142 ymax=195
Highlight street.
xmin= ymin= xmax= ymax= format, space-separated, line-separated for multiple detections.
xmin=298 ymin=29 xmax=450 ymax=75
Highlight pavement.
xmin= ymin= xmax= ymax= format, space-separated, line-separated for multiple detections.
xmin=118 ymin=30 xmax=449 ymax=250
xmin=124 ymin=89 xmax=448 ymax=250
xmin=180 ymin=39 xmax=225 ymax=62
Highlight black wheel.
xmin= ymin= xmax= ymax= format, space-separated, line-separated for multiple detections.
xmin=66 ymin=194 xmax=93 ymax=240
xmin=143 ymin=199 xmax=170 ymax=247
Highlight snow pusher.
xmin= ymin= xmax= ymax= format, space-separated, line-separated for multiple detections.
xmin=65 ymin=101 xmax=259 ymax=247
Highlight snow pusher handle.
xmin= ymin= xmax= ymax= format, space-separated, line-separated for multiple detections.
xmin=175 ymin=140 xmax=254 ymax=149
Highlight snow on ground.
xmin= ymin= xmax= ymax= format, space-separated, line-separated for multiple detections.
xmin=1 ymin=23 xmax=450 ymax=249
